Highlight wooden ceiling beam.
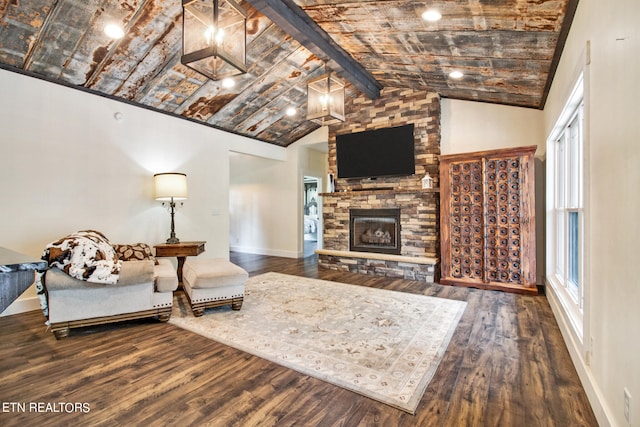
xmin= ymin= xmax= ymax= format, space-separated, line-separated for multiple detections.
xmin=246 ymin=0 xmax=382 ymax=99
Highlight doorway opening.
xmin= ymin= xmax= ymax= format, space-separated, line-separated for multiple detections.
xmin=303 ymin=176 xmax=320 ymax=257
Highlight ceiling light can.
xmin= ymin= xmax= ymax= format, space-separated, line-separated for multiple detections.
xmin=104 ymin=24 xmax=125 ymax=39
xmin=422 ymin=9 xmax=442 ymax=22
xmin=449 ymin=70 xmax=464 ymax=79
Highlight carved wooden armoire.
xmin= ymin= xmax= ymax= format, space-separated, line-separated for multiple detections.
xmin=439 ymin=146 xmax=537 ymax=294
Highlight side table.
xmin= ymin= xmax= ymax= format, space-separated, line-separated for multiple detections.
xmin=154 ymin=241 xmax=206 ymax=283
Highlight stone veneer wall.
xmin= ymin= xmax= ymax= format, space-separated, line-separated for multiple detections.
xmin=319 ymin=88 xmax=441 ymax=280
xmin=322 ymin=191 xmax=440 ymax=258
xmin=329 ymin=88 xmax=441 ymax=192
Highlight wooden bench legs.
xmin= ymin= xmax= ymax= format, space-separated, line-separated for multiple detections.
xmin=187 ymin=295 xmax=244 ymax=317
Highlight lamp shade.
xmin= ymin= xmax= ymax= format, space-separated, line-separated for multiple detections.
xmin=154 ymin=173 xmax=188 ymax=201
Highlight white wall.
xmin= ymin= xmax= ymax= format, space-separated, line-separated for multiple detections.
xmin=0 ymin=69 xmax=285 ymax=314
xmin=229 ymin=151 xmax=299 ymax=257
xmin=441 ymin=99 xmax=545 ymax=156
xmin=543 ymin=0 xmax=640 ymax=426
xmin=229 ymin=127 xmax=328 ymax=258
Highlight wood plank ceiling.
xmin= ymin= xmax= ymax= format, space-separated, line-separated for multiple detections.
xmin=0 ymin=0 xmax=575 ymax=147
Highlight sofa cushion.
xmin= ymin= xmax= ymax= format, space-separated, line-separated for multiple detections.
xmin=46 ymin=260 xmax=154 ymax=291
xmin=154 ymin=258 xmax=179 ymax=292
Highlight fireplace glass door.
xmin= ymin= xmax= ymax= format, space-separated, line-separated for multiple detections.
xmin=350 ymin=209 xmax=401 ymax=255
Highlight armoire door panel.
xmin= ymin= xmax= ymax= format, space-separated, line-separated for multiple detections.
xmin=483 ymin=155 xmax=524 ymax=286
xmin=446 ymin=159 xmax=484 ymax=281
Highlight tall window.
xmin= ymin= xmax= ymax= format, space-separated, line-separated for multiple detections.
xmin=547 ymin=74 xmax=585 ymax=335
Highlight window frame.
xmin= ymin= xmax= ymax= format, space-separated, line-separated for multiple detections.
xmin=546 ymin=74 xmax=585 ymax=338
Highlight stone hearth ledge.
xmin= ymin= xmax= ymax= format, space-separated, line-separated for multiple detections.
xmin=315 ymin=249 xmax=438 ymax=283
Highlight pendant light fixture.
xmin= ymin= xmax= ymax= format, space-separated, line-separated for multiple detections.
xmin=306 ymin=64 xmax=345 ymax=125
xmin=181 ymin=0 xmax=247 ymax=80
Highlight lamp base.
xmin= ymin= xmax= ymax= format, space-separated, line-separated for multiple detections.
xmin=165 ymin=198 xmax=180 ymax=244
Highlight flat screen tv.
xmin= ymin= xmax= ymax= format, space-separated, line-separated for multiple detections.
xmin=336 ymin=124 xmax=415 ymax=179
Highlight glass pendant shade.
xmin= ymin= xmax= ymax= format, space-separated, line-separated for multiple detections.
xmin=306 ymin=71 xmax=345 ymax=125
xmin=181 ymin=0 xmax=247 ymax=80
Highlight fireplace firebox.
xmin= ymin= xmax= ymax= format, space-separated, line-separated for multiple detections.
xmin=349 ymin=208 xmax=401 ymax=255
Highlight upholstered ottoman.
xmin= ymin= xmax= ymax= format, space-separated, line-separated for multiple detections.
xmin=182 ymin=258 xmax=248 ymax=317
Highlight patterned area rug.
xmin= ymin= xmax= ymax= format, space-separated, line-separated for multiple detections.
xmin=169 ymin=272 xmax=467 ymax=414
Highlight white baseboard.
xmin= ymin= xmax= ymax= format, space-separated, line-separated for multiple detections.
xmin=1 ymin=296 xmax=40 ymax=317
xmin=546 ymin=285 xmax=615 ymax=427
xmin=229 ymin=245 xmax=302 ymax=259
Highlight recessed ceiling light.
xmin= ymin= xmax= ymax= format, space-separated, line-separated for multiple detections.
xmin=286 ymin=107 xmax=297 ymax=117
xmin=421 ymin=9 xmax=442 ymax=22
xmin=104 ymin=24 xmax=124 ymax=40
xmin=222 ymin=78 xmax=235 ymax=88
xmin=449 ymin=70 xmax=464 ymax=79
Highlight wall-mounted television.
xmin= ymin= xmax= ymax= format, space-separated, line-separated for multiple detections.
xmin=335 ymin=124 xmax=415 ymax=179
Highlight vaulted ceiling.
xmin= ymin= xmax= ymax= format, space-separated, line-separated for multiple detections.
xmin=0 ymin=0 xmax=575 ymax=147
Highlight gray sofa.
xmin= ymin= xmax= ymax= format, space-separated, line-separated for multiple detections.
xmin=45 ymin=258 xmax=178 ymax=339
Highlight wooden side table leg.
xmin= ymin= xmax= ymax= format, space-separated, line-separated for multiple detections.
xmin=176 ymin=256 xmax=186 ymax=283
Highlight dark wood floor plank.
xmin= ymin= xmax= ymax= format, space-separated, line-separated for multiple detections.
xmin=516 ymin=295 xmax=572 ymax=426
xmin=442 ymin=290 xmax=502 ymax=426
xmin=0 ymin=253 xmax=598 ymax=426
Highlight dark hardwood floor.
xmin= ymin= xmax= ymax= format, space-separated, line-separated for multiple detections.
xmin=0 ymin=253 xmax=597 ymax=426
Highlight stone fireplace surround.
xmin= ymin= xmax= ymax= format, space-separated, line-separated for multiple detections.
xmin=317 ymin=89 xmax=441 ymax=283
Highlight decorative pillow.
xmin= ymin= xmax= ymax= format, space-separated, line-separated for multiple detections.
xmin=113 ymin=243 xmax=158 ymax=264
